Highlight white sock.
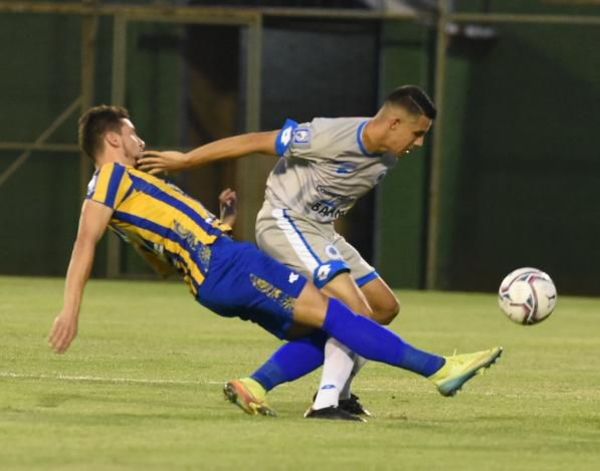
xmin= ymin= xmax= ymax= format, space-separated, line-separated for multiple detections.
xmin=340 ymin=355 xmax=368 ymax=400
xmin=312 ymin=338 xmax=354 ymax=410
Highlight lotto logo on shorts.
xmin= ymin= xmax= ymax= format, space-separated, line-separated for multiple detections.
xmin=288 ymin=272 xmax=300 ymax=284
xmin=316 ymin=264 xmax=331 ymax=281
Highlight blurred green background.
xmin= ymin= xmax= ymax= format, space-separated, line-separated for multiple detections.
xmin=1 ymin=0 xmax=598 ymax=295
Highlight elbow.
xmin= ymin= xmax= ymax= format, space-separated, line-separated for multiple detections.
xmin=72 ymin=232 xmax=101 ymax=256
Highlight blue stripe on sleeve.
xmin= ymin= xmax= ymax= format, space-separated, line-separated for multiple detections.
xmin=105 ymin=164 xmax=125 ymax=208
xmin=275 ymin=119 xmax=299 ymax=156
xmin=355 ymin=271 xmax=379 ymax=287
xmin=313 ymin=260 xmax=350 ymax=289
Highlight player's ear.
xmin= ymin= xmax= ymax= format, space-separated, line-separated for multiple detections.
xmin=390 ymin=117 xmax=401 ymax=130
xmin=105 ymin=131 xmax=121 ymax=148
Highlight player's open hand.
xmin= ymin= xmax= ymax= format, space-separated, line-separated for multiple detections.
xmin=49 ymin=312 xmax=79 ymax=354
xmin=137 ymin=151 xmax=188 ymax=175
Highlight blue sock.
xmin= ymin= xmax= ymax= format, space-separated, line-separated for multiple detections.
xmin=322 ymin=299 xmax=445 ymax=377
xmin=251 ymin=330 xmax=327 ymax=391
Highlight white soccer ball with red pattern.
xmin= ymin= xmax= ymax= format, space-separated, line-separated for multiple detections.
xmin=498 ymin=267 xmax=557 ymax=325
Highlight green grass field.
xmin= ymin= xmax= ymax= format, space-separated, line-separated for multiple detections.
xmin=1 ymin=276 xmax=599 ymax=470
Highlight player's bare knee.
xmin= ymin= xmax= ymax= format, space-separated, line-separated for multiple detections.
xmin=372 ymin=297 xmax=401 ymax=325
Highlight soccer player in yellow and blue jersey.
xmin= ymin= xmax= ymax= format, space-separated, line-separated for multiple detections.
xmin=49 ymin=105 xmax=502 ymax=419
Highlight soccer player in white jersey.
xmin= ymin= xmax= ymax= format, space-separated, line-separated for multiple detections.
xmin=139 ymin=85 xmax=437 ymax=420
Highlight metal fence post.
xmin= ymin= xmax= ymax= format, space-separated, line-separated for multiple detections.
xmin=425 ymin=0 xmax=449 ymax=290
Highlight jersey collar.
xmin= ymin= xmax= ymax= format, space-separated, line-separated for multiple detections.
xmin=356 ymin=120 xmax=382 ymax=157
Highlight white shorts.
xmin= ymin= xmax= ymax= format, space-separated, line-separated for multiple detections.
xmin=255 ymin=201 xmax=378 ymax=289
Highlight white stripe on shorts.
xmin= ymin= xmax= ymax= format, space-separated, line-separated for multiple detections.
xmin=272 ymin=208 xmax=320 ymax=273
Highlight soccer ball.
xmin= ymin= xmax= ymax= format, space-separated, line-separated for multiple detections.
xmin=498 ymin=267 xmax=557 ymax=325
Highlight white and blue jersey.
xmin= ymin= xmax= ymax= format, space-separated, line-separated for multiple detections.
xmin=256 ymin=117 xmax=395 ymax=288
xmin=267 ymin=117 xmax=397 ymax=223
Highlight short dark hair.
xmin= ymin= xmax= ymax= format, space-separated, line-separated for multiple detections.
xmin=78 ymin=105 xmax=130 ymax=160
xmin=385 ymin=85 xmax=437 ymax=120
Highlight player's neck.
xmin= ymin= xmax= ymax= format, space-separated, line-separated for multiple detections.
xmin=362 ymin=120 xmax=383 ymax=154
xmin=95 ymin=152 xmax=133 ymax=169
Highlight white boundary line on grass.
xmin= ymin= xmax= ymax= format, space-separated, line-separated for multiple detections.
xmin=0 ymin=371 xmax=223 ymax=386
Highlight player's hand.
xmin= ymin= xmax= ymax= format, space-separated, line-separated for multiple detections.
xmin=49 ymin=311 xmax=79 ymax=354
xmin=137 ymin=151 xmax=188 ymax=175
xmin=219 ymin=188 xmax=237 ymax=227
xmin=219 ymin=188 xmax=237 ymax=209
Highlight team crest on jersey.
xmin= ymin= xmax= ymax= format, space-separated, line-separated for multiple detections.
xmin=325 ymin=245 xmax=343 ymax=260
xmin=292 ymin=127 xmax=311 ymax=145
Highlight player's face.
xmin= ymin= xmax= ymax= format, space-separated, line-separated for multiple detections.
xmin=119 ymin=119 xmax=145 ymax=165
xmin=386 ymin=113 xmax=432 ymax=157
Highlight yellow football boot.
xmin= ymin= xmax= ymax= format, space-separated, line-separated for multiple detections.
xmin=429 ymin=347 xmax=503 ymax=397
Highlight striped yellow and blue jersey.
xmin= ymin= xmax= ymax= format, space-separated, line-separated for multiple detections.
xmin=86 ymin=162 xmax=231 ymax=295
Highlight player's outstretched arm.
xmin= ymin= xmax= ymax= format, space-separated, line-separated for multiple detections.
xmin=49 ymin=200 xmax=112 ymax=354
xmin=137 ymin=130 xmax=279 ymax=175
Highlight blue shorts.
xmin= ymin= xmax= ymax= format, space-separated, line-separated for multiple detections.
xmin=197 ymin=237 xmax=308 ymax=339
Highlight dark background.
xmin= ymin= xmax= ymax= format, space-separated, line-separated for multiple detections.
xmin=0 ymin=0 xmax=598 ymax=295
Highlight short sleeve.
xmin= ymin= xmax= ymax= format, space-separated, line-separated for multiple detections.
xmin=274 ymin=119 xmax=299 ymax=156
xmin=278 ymin=120 xmax=314 ymax=159
xmin=276 ymin=118 xmax=339 ymax=162
xmin=86 ymin=162 xmax=133 ymax=209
